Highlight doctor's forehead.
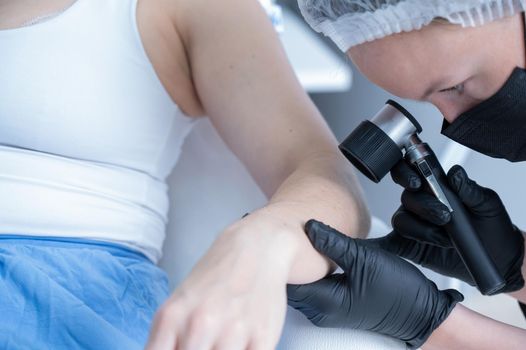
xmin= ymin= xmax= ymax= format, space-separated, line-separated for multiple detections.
xmin=346 ymin=25 xmax=472 ymax=100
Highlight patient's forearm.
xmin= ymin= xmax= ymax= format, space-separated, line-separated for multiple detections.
xmin=225 ymin=152 xmax=370 ymax=285
xmin=423 ymin=305 xmax=526 ymax=350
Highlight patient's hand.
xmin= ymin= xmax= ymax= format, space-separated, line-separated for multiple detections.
xmin=145 ymin=212 xmax=298 ymax=350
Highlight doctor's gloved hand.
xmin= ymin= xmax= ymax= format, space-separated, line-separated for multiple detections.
xmin=286 ymin=220 xmax=463 ymax=350
xmin=385 ymin=162 xmax=525 ymax=293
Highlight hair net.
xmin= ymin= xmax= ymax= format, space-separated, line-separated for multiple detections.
xmin=298 ymin=0 xmax=526 ymax=52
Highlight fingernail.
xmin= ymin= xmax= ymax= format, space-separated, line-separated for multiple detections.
xmin=449 ymin=165 xmax=466 ymax=187
xmin=451 ymin=172 xmax=463 ymax=190
xmin=306 ymin=222 xmax=330 ymax=246
xmin=440 ymin=210 xmax=452 ymax=225
xmin=429 ymin=204 xmax=451 ymax=225
xmin=409 ymin=175 xmax=422 ymax=189
xmin=305 ymin=219 xmax=322 ymax=233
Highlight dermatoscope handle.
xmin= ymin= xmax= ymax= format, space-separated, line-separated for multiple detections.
xmin=412 ymin=150 xmax=506 ymax=295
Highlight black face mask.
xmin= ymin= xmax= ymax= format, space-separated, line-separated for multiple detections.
xmin=441 ymin=14 xmax=526 ymax=162
xmin=441 ymin=67 xmax=526 ymax=162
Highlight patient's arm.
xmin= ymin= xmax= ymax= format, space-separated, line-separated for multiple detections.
xmin=424 ymin=305 xmax=526 ymax=350
xmin=168 ymin=0 xmax=369 ymax=282
xmin=145 ymin=0 xmax=368 ymax=349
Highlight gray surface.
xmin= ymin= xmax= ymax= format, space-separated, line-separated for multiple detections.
xmin=461 ymin=152 xmax=526 ymax=230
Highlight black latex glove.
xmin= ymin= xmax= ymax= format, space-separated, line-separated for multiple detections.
xmin=383 ymin=162 xmax=525 ymax=293
xmin=287 ymin=220 xmax=463 ymax=350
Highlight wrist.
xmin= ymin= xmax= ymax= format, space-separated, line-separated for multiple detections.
xmin=407 ymin=288 xmax=463 ymax=350
xmin=221 ymin=203 xmax=334 ymax=284
xmin=423 ymin=304 xmax=526 ymax=350
xmin=220 ymin=207 xmax=302 ymax=279
xmin=423 ymin=304 xmax=463 ymax=350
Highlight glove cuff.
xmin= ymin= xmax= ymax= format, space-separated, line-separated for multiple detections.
xmin=406 ymin=289 xmax=464 ymax=350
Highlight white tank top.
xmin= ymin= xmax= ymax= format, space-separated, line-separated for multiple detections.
xmin=0 ymin=0 xmax=197 ymax=263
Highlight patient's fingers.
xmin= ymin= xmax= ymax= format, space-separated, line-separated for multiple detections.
xmin=177 ymin=308 xmax=220 ymax=350
xmin=145 ymin=300 xmax=181 ymax=350
xmin=212 ymin=322 xmax=249 ymax=350
xmin=247 ymin=336 xmax=276 ymax=350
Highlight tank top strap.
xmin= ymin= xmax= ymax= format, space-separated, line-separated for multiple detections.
xmin=81 ymin=0 xmax=155 ymax=72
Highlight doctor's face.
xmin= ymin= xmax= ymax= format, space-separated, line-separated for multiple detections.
xmin=347 ymin=14 xmax=526 ymax=123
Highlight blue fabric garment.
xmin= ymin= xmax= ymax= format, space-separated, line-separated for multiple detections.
xmin=0 ymin=235 xmax=170 ymax=350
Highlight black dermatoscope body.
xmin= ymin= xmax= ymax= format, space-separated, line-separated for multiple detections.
xmin=340 ymin=100 xmax=505 ymax=296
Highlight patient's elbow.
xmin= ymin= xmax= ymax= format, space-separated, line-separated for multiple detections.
xmin=359 ymin=206 xmax=372 ymax=238
xmin=348 ymin=195 xmax=371 ymax=239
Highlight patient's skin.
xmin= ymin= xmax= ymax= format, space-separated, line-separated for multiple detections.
xmin=348 ymin=14 xmax=526 ymax=122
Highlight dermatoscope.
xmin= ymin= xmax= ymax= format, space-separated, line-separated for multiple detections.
xmin=339 ymin=100 xmax=505 ymax=295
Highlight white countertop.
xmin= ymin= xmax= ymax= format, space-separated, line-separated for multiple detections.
xmin=279 ymin=8 xmax=353 ymax=93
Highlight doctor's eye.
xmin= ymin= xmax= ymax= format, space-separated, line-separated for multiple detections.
xmin=439 ymin=83 xmax=465 ymax=95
